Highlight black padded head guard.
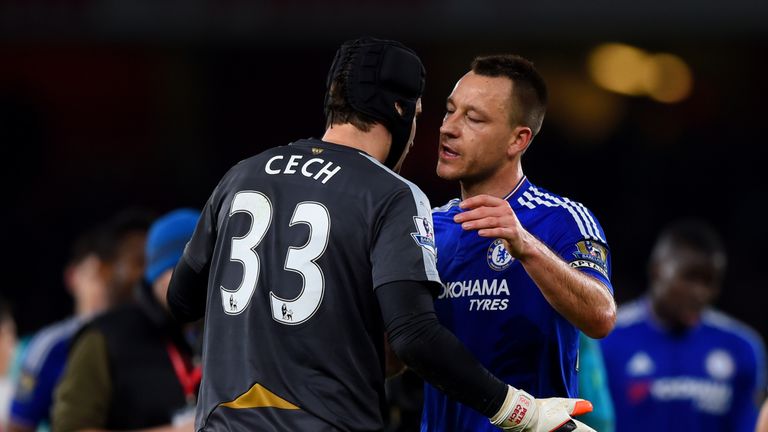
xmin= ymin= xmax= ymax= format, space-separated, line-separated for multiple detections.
xmin=325 ymin=37 xmax=426 ymax=169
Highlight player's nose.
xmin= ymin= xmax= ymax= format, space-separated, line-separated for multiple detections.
xmin=443 ymin=110 xmax=465 ymax=134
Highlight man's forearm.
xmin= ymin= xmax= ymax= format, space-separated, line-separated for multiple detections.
xmin=517 ymin=232 xmax=615 ymax=338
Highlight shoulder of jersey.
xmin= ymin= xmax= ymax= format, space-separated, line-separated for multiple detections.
xmin=235 ymin=146 xmax=287 ymax=167
xmin=21 ymin=316 xmax=82 ymax=373
xmin=223 ymin=146 xmax=311 ymax=186
xmin=217 ymin=148 xmax=285 ymax=184
xmin=702 ymin=309 xmax=766 ymax=349
xmin=356 ymin=152 xmax=430 ymax=194
xmin=514 ymin=183 xmax=606 ymax=244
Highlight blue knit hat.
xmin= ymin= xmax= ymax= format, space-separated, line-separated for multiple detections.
xmin=145 ymin=208 xmax=200 ymax=284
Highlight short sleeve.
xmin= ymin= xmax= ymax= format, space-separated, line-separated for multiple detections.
xmin=551 ymin=205 xmax=613 ymax=294
xmin=371 ymin=186 xmax=441 ymax=289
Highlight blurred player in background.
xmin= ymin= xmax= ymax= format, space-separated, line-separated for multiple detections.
xmin=601 ymin=219 xmax=766 ymax=432
xmin=168 ymin=37 xmax=594 ymax=432
xmin=8 ymin=210 xmax=151 ymax=432
xmin=53 ymin=209 xmax=200 ymax=432
xmin=421 ymin=54 xmax=616 ymax=431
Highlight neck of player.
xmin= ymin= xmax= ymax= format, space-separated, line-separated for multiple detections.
xmin=460 ymin=159 xmax=524 ymax=200
xmin=322 ymin=123 xmax=393 ymax=165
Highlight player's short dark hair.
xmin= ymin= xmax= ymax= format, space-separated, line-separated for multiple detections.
xmin=92 ymin=209 xmax=154 ymax=262
xmin=325 ymin=48 xmax=378 ymax=132
xmin=471 ymin=54 xmax=548 ymax=138
xmin=652 ymin=219 xmax=727 ymax=269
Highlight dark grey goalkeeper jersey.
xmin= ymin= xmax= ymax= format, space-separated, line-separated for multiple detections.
xmin=182 ymin=138 xmax=441 ymax=431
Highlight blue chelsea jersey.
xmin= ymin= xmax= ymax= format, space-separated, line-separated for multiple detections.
xmin=421 ymin=177 xmax=613 ymax=432
xmin=601 ymin=298 xmax=766 ymax=432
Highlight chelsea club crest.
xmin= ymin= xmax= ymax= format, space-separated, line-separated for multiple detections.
xmin=487 ymin=239 xmax=514 ymax=271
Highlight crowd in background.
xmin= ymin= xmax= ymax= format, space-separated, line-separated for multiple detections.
xmin=0 ymin=209 xmax=201 ymax=432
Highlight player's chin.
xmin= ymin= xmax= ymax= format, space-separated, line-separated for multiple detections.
xmin=436 ymin=161 xmax=462 ymax=180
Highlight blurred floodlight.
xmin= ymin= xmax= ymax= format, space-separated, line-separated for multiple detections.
xmin=588 ymin=43 xmax=651 ymax=96
xmin=646 ymin=53 xmax=694 ymax=103
xmin=588 ymin=43 xmax=693 ymax=103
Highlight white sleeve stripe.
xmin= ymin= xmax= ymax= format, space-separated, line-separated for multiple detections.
xmin=531 ymin=186 xmax=597 ymax=239
xmin=555 ymin=195 xmax=597 ymax=240
xmin=528 ymin=186 xmax=603 ymax=242
xmin=521 ymin=191 xmax=559 ymax=207
xmin=562 ymin=197 xmax=605 ymax=243
xmin=520 ymin=186 xmax=604 ymax=243
xmin=517 ymin=196 xmax=536 ymax=209
xmin=569 ymin=199 xmax=605 ymax=243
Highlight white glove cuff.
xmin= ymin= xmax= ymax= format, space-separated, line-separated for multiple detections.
xmin=489 ymin=385 xmax=537 ymax=431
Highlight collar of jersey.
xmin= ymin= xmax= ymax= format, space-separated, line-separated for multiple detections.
xmin=439 ymin=176 xmax=531 ymax=214
xmin=503 ymin=176 xmax=531 ymax=204
xmin=290 ymin=138 xmax=374 ymax=158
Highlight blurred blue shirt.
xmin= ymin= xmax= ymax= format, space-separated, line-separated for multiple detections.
xmin=601 ymin=298 xmax=766 ymax=432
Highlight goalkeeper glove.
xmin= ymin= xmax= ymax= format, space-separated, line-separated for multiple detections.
xmin=489 ymin=386 xmax=595 ymax=432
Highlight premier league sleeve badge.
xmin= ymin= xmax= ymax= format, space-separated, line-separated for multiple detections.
xmin=411 ymin=216 xmax=437 ymax=256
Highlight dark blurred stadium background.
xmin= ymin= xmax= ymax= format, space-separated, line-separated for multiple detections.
xmin=2 ymin=0 xmax=767 ymax=342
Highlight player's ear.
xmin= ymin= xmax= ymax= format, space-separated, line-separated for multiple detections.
xmin=506 ymin=125 xmax=533 ymax=157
